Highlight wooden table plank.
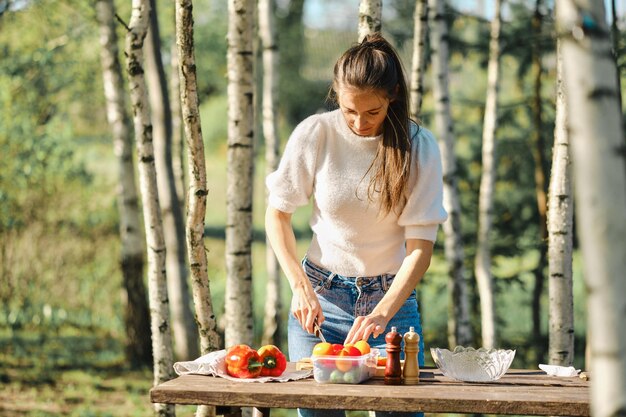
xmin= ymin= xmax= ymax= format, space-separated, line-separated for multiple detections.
xmin=150 ymin=367 xmax=590 ymax=416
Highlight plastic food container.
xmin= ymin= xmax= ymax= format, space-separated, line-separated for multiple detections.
xmin=311 ymin=349 xmax=379 ymax=384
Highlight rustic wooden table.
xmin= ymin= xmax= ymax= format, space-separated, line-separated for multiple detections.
xmin=150 ymin=365 xmax=590 ymax=417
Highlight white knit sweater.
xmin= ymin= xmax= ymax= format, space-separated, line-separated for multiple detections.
xmin=266 ymin=109 xmax=448 ymax=276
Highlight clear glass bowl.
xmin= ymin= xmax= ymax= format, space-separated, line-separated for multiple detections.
xmin=430 ymin=346 xmax=516 ymax=382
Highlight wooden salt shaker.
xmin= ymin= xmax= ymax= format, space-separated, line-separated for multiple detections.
xmin=402 ymin=326 xmax=420 ymax=384
xmin=384 ymin=326 xmax=403 ymax=385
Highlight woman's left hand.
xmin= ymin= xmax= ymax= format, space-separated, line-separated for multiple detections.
xmin=344 ymin=314 xmax=388 ymax=345
xmin=344 ymin=239 xmax=433 ymax=345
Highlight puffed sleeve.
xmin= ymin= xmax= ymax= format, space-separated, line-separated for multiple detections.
xmin=398 ymin=126 xmax=448 ymax=242
xmin=265 ymin=115 xmax=322 ymax=213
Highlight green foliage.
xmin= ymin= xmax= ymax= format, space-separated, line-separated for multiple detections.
xmin=501 ymin=1 xmax=556 ymax=78
xmin=200 ymin=94 xmax=228 ymax=152
xmin=0 ymin=0 xmax=122 ymax=336
xmin=188 ymin=0 xmax=229 ymax=99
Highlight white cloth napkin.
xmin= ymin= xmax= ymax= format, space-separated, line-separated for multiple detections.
xmin=539 ymin=364 xmax=581 ymax=377
xmin=173 ymin=349 xmax=312 ymax=383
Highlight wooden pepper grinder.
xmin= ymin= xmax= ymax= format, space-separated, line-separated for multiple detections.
xmin=402 ymin=326 xmax=420 ymax=385
xmin=384 ymin=326 xmax=403 ymax=385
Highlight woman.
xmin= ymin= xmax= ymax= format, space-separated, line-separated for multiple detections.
xmin=265 ymin=33 xmax=447 ymax=417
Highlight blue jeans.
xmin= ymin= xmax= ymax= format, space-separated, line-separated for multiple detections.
xmin=288 ymin=258 xmax=425 ymax=417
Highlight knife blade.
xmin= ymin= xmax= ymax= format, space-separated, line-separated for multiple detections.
xmin=313 ymin=318 xmax=326 ymax=343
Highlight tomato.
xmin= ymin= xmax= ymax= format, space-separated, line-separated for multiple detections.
xmin=377 ymin=356 xmax=387 ymax=367
xmin=329 ymin=369 xmax=344 ymax=383
xmin=343 ymin=368 xmax=361 ymax=383
xmin=314 ymin=365 xmax=332 ymax=382
xmin=331 ymin=343 xmax=344 ymax=355
xmin=353 ymin=340 xmax=371 ymax=355
xmin=342 ymin=345 xmax=362 ymax=356
xmin=312 ymin=342 xmax=334 ymax=356
xmin=335 ymin=346 xmax=362 ymax=372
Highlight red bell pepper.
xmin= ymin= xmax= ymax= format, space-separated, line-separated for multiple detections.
xmin=257 ymin=344 xmax=287 ymax=377
xmin=225 ymin=344 xmax=263 ymax=378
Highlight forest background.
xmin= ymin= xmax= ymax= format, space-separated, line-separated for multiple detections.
xmin=1 ymin=0 xmax=625 ymax=416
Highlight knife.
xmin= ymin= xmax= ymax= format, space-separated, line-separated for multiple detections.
xmin=313 ymin=318 xmax=326 ymax=343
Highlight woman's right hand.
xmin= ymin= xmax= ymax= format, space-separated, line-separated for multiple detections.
xmin=290 ymin=285 xmax=324 ymax=335
xmin=265 ymin=206 xmax=324 ymax=334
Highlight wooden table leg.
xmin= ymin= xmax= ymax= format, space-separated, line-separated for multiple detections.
xmin=252 ymin=407 xmax=270 ymax=417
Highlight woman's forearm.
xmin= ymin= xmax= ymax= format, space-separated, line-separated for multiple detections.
xmin=265 ymin=206 xmax=323 ymax=332
xmin=371 ymin=239 xmax=433 ymax=322
xmin=265 ymin=207 xmax=310 ymax=293
xmin=345 ymin=239 xmax=433 ymax=343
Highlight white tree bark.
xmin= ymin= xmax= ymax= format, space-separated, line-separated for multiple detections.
xmin=225 ymin=0 xmax=255 ymax=348
xmin=358 ymin=0 xmax=383 ymax=42
xmin=547 ymin=40 xmax=575 ymax=367
xmin=428 ymin=0 xmax=472 ymax=348
xmin=474 ymin=0 xmax=502 ymax=350
xmin=95 ymin=0 xmax=152 ymax=368
xmin=557 ymin=2 xmax=626 ymax=416
xmin=145 ymin=0 xmax=198 ymax=362
xmin=125 ymin=1 xmax=174 ymax=415
xmin=176 ymin=3 xmax=220 ymax=416
xmin=175 ymin=0 xmax=220 ymax=355
xmin=258 ymin=0 xmax=282 ymax=347
xmin=409 ymin=0 xmax=428 ymax=120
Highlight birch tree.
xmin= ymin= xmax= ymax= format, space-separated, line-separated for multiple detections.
xmin=176 ymin=2 xmax=221 ymax=416
xmin=409 ymin=0 xmax=428 ymax=120
xmin=258 ymin=0 xmax=282 ymax=347
xmin=358 ymin=0 xmax=382 ymax=42
xmin=95 ymin=0 xmax=152 ymax=369
xmin=428 ymin=0 xmax=472 ymax=348
xmin=547 ymin=40 xmax=574 ymax=367
xmin=144 ymin=0 xmax=198 ymax=361
xmin=225 ymin=0 xmax=255 ymax=348
xmin=556 ymin=2 xmax=626 ymax=416
xmin=474 ymin=0 xmax=502 ymax=350
xmin=125 ymin=0 xmax=174 ymax=415
xmin=175 ymin=0 xmax=220 ymax=355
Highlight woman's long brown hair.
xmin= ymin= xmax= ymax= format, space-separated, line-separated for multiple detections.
xmin=329 ymin=33 xmax=414 ymax=217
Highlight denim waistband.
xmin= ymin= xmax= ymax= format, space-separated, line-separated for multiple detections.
xmin=302 ymin=257 xmax=395 ymax=292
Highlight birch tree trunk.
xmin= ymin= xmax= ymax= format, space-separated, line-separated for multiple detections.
xmin=428 ymin=0 xmax=472 ymax=348
xmin=530 ymin=0 xmax=549 ymax=360
xmin=95 ymin=0 xmax=153 ymax=369
xmin=125 ymin=1 xmax=174 ymax=415
xmin=547 ymin=41 xmax=574 ymax=367
xmin=474 ymin=0 xmax=502 ymax=350
xmin=176 ymin=2 xmax=221 ymax=416
xmin=409 ymin=0 xmax=428 ymax=120
xmin=358 ymin=0 xmax=382 ymax=42
xmin=258 ymin=0 xmax=282 ymax=347
xmin=557 ymin=3 xmax=626 ymax=417
xmin=225 ymin=0 xmax=255 ymax=348
xmin=175 ymin=0 xmax=220 ymax=356
xmin=144 ymin=0 xmax=198 ymax=362
xmin=169 ymin=39 xmax=186 ymax=208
